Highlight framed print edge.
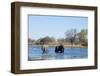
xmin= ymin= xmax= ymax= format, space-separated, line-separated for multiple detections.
xmin=11 ymin=2 xmax=98 ymax=74
xmin=11 ymin=2 xmax=21 ymax=74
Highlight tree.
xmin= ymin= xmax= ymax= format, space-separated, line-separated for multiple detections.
xmin=78 ymin=29 xmax=87 ymax=46
xmin=65 ymin=29 xmax=77 ymax=45
xmin=39 ymin=36 xmax=55 ymax=44
xmin=28 ymin=38 xmax=35 ymax=44
xmin=57 ymin=38 xmax=65 ymax=44
xmin=34 ymin=39 xmax=41 ymax=45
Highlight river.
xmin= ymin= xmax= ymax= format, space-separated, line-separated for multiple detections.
xmin=28 ymin=45 xmax=88 ymax=61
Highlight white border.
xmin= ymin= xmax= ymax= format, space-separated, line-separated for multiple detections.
xmin=20 ymin=7 xmax=95 ymax=70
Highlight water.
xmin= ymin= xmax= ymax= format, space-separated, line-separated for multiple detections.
xmin=28 ymin=45 xmax=88 ymax=61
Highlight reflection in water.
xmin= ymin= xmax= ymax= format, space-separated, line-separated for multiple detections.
xmin=41 ymin=53 xmax=64 ymax=60
xmin=55 ymin=53 xmax=64 ymax=59
xmin=28 ymin=45 xmax=88 ymax=61
xmin=42 ymin=53 xmax=50 ymax=60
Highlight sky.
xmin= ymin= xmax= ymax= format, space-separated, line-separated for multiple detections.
xmin=28 ymin=15 xmax=88 ymax=40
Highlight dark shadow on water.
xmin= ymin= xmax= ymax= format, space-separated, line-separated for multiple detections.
xmin=55 ymin=53 xmax=64 ymax=59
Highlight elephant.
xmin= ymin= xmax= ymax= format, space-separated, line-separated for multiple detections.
xmin=55 ymin=44 xmax=64 ymax=53
xmin=41 ymin=45 xmax=48 ymax=54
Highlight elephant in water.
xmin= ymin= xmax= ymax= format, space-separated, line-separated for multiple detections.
xmin=41 ymin=45 xmax=48 ymax=54
xmin=55 ymin=44 xmax=64 ymax=53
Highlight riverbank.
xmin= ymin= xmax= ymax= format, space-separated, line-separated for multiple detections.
xmin=29 ymin=44 xmax=87 ymax=48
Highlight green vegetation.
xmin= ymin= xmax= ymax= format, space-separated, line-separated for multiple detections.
xmin=28 ymin=29 xmax=88 ymax=47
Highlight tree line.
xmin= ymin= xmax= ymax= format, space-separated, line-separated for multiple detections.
xmin=29 ymin=29 xmax=87 ymax=46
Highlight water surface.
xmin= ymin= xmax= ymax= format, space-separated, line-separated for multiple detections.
xmin=28 ymin=45 xmax=88 ymax=61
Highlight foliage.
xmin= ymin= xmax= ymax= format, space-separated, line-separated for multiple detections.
xmin=39 ymin=36 xmax=55 ymax=44
xmin=28 ymin=29 xmax=88 ymax=47
xmin=78 ymin=29 xmax=87 ymax=46
xmin=65 ymin=29 xmax=77 ymax=45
